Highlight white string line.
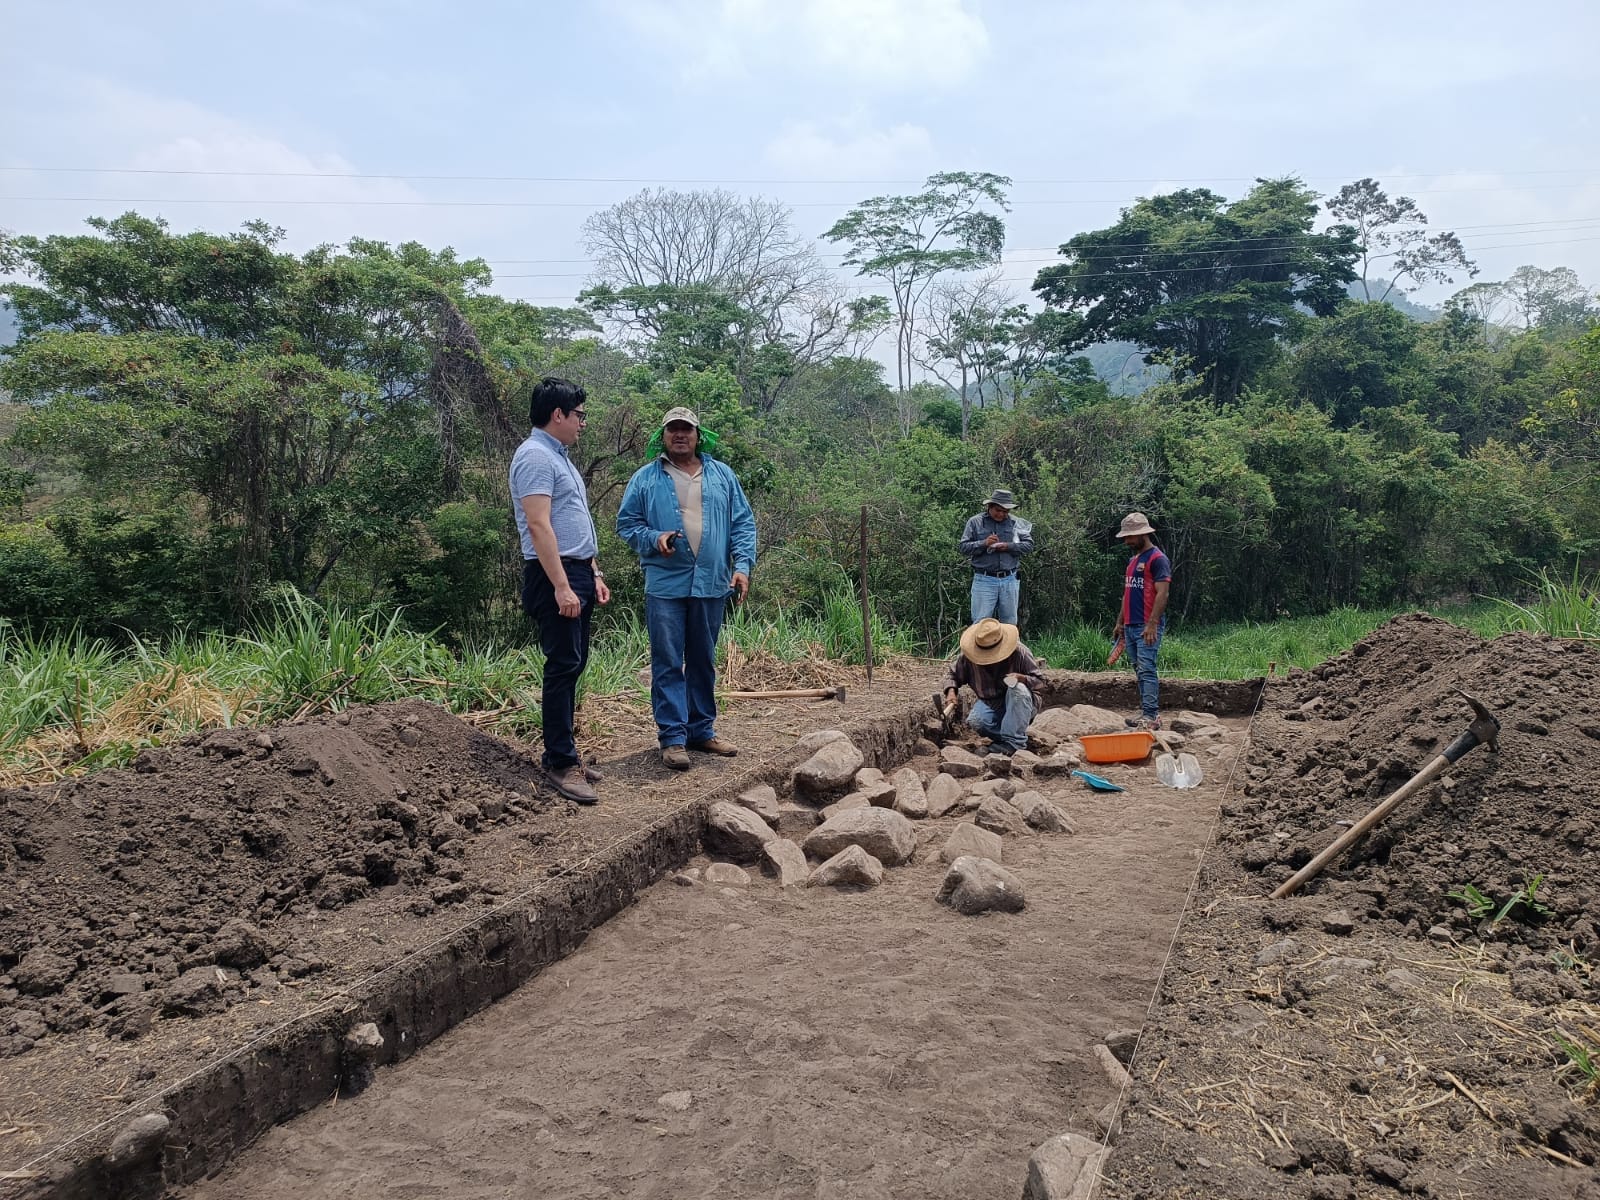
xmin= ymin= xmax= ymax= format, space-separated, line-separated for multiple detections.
xmin=12 ymin=751 xmax=780 ymax=1176
xmin=1088 ymin=672 xmax=1274 ymax=1199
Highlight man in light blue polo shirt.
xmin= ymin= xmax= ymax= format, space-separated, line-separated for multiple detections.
xmin=510 ymin=377 xmax=611 ymax=804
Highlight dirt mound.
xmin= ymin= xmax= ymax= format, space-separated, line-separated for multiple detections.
xmin=0 ymin=700 xmax=550 ymax=1055
xmin=1229 ymin=612 xmax=1600 ymax=953
xmin=1101 ymin=615 xmax=1600 ymax=1199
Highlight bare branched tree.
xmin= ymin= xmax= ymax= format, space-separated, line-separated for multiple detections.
xmin=1328 ymin=178 xmax=1477 ymax=302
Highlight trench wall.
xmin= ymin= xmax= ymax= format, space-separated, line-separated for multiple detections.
xmin=24 ymin=705 xmax=930 ymax=1200
xmin=25 ymin=674 xmax=1261 ymax=1198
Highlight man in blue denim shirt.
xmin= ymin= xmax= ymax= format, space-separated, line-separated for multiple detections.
xmin=616 ymin=407 xmax=757 ymax=770
xmin=959 ymin=488 xmax=1034 ymax=624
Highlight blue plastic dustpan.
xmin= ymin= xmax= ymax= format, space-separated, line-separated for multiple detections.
xmin=1072 ymin=768 xmax=1125 ymax=792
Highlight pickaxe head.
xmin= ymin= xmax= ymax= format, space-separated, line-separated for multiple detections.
xmin=1443 ymin=689 xmax=1500 ymax=763
xmin=833 ymin=685 xmax=847 ymax=704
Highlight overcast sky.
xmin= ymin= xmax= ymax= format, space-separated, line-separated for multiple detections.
xmin=4 ymin=0 xmax=1598 ymax=312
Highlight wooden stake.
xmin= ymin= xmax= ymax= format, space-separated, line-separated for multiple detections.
xmin=859 ymin=504 xmax=874 ymax=685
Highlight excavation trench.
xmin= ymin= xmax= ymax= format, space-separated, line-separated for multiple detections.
xmin=3 ymin=672 xmax=1261 ymax=1200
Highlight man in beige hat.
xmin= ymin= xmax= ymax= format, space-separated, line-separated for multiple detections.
xmin=941 ymin=617 xmax=1045 ymax=755
xmin=616 ymin=406 xmax=756 ymax=770
xmin=1112 ymin=512 xmax=1171 ymax=731
xmin=958 ymin=487 xmax=1034 ymax=624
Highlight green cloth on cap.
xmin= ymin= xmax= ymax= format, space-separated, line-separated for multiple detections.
xmin=645 ymin=424 xmax=721 ymax=462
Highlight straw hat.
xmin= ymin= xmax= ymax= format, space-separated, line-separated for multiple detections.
xmin=1117 ymin=512 xmax=1155 ymax=537
xmin=959 ymin=618 xmax=1020 ymax=666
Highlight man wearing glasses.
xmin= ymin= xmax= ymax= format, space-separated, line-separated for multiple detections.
xmin=510 ymin=377 xmax=610 ymax=804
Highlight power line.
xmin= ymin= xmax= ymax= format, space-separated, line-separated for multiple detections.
xmin=490 ymin=221 xmax=1600 ymax=276
xmin=5 ymin=180 xmax=1600 ymax=211
xmin=491 ymin=235 xmax=1600 ymax=302
xmin=4 ymin=165 xmax=1597 ymax=186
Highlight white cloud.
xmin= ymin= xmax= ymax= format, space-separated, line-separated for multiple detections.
xmin=763 ymin=117 xmax=936 ymax=179
xmin=611 ymin=0 xmax=988 ymax=88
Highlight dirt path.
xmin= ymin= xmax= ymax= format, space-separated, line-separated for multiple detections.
xmin=183 ymin=720 xmax=1251 ymax=1200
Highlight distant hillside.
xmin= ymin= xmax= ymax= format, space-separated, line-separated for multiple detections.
xmin=1081 ymin=341 xmax=1171 ymax=396
xmin=1347 ymin=282 xmax=1441 ymax=322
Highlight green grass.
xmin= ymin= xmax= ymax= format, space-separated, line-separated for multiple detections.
xmin=1030 ymin=601 xmax=1510 ymax=680
xmin=0 ymin=589 xmax=921 ymax=784
xmin=1488 ymin=564 xmax=1600 ymax=640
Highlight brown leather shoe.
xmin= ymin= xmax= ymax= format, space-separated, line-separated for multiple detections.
xmin=688 ymin=736 xmax=738 ymax=757
xmin=662 ymin=745 xmax=691 ymax=770
xmin=546 ymin=765 xmax=599 ymax=805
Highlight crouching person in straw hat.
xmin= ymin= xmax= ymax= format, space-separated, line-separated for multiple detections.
xmin=617 ymin=406 xmax=757 ymax=771
xmin=958 ymin=488 xmax=1034 ymax=624
xmin=941 ymin=618 xmax=1045 ymax=756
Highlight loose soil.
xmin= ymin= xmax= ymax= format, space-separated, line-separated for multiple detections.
xmin=0 ymin=663 xmax=940 ymax=1186
xmin=178 ymin=715 xmax=1249 ymax=1200
xmin=1101 ymin=614 xmax=1600 ymax=1199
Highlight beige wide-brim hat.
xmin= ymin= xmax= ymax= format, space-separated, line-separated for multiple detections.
xmin=1117 ymin=512 xmax=1155 ymax=537
xmin=960 ymin=618 xmax=1020 ymax=666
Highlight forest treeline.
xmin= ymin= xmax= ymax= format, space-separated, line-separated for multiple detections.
xmin=1 ymin=172 xmax=1596 ymax=648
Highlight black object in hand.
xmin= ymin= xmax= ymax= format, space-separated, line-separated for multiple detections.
xmin=665 ymin=531 xmax=680 ymax=549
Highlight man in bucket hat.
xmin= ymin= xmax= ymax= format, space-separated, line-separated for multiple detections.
xmin=958 ymin=487 xmax=1034 ymax=624
xmin=1112 ymin=512 xmax=1171 ymax=731
xmin=941 ymin=617 xmax=1045 ymax=756
xmin=617 ymin=406 xmax=757 ymax=771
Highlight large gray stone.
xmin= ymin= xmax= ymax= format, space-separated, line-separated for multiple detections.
xmin=940 ymin=822 xmax=1003 ymax=865
xmin=733 ymin=784 xmax=781 ymax=828
xmin=860 ymin=780 xmax=898 ymax=807
xmin=936 ymin=856 xmax=1026 ymax=915
xmin=1032 ymin=751 xmax=1081 ymax=779
xmin=762 ymin=839 xmax=809 ymax=888
xmin=808 ymin=844 xmax=885 ymax=889
xmin=926 ymin=773 xmax=964 ymax=818
xmin=939 ymin=745 xmax=986 ymax=779
xmin=819 ymin=791 xmax=871 ymax=822
xmin=1023 ymin=1131 xmax=1109 ymax=1199
xmin=794 ymin=729 xmax=849 ymax=755
xmin=793 ymin=738 xmax=865 ymax=795
xmin=105 ymin=1113 xmax=171 ymax=1168
xmin=703 ymin=801 xmax=776 ymax=862
xmin=853 ymin=766 xmax=887 ymax=790
xmin=1012 ymin=791 xmax=1074 ymax=834
xmin=966 ymin=777 xmax=1016 ymax=802
xmin=776 ymin=803 xmax=821 ymax=839
xmin=803 ymin=806 xmax=916 ymax=866
xmin=1027 ymin=704 xmax=1125 ymax=753
xmin=975 ymin=796 xmax=1029 ymax=838
xmin=891 ymin=767 xmax=928 ymax=818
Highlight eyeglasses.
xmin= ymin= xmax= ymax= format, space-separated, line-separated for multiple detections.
xmin=569 ymin=408 xmax=588 ymax=422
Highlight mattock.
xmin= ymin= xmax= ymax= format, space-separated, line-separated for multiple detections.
xmin=1270 ymin=690 xmax=1501 ymax=900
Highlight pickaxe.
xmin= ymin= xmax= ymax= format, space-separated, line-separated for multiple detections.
xmin=725 ymin=685 xmax=848 ymax=703
xmin=1270 ymin=690 xmax=1501 ymax=900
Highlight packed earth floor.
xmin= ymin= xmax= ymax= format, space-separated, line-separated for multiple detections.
xmin=2 ymin=616 xmax=1598 ymax=1199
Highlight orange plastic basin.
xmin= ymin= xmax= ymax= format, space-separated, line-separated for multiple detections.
xmin=1079 ymin=731 xmax=1155 ymax=763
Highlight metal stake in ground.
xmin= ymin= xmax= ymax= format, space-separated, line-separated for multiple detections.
xmin=1269 ymin=690 xmax=1501 ymax=900
xmin=859 ymin=503 xmax=874 ymax=685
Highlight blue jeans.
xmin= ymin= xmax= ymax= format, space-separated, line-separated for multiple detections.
xmin=968 ymin=682 xmax=1036 ymax=752
xmin=970 ymin=573 xmax=1020 ymax=624
xmin=645 ymin=595 xmax=726 ymax=748
xmin=1125 ymin=621 xmax=1164 ymax=719
xmin=522 ymin=559 xmax=595 ymax=772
